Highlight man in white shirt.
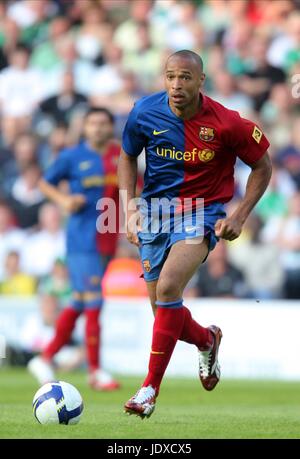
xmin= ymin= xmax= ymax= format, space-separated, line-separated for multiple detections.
xmin=0 ymin=44 xmax=44 ymax=145
xmin=21 ymin=202 xmax=66 ymax=278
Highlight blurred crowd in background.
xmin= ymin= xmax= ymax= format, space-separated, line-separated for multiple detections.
xmin=1 ymin=0 xmax=300 ymax=311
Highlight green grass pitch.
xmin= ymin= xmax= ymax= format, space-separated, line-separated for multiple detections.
xmin=0 ymin=367 xmax=299 ymax=439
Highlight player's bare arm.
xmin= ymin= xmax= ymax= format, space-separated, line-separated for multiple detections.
xmin=215 ymin=152 xmax=272 ymax=241
xmin=117 ymin=148 xmax=139 ymax=246
xmin=39 ymin=178 xmax=86 ymax=214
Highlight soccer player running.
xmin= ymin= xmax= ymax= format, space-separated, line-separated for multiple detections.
xmin=118 ymin=50 xmax=272 ymax=418
xmin=28 ymin=108 xmax=120 ymax=391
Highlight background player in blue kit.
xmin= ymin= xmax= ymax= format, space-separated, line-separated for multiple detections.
xmin=119 ymin=50 xmax=272 ymax=418
xmin=28 ymin=108 xmax=120 ymax=391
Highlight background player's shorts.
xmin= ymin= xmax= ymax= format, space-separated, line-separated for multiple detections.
xmin=67 ymin=253 xmax=104 ymax=293
xmin=138 ymin=202 xmax=226 ymax=282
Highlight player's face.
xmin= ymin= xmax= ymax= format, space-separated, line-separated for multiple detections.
xmin=165 ymin=57 xmax=205 ymax=110
xmin=84 ymin=112 xmax=113 ymax=146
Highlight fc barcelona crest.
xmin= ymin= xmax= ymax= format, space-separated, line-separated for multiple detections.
xmin=199 ymin=126 xmax=215 ymax=142
xmin=143 ymin=260 xmax=151 ymax=273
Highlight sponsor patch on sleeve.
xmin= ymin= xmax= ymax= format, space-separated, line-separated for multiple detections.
xmin=252 ymin=126 xmax=262 ymax=144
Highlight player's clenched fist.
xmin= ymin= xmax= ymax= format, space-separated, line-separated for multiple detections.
xmin=126 ymin=229 xmax=140 ymax=247
xmin=214 ymin=217 xmax=243 ymax=241
xmin=126 ymin=210 xmax=141 ymax=247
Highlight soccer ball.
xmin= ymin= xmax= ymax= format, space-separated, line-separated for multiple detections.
xmin=33 ymin=381 xmax=83 ymax=425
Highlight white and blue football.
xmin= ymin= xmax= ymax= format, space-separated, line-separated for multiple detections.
xmin=33 ymin=381 xmax=83 ymax=425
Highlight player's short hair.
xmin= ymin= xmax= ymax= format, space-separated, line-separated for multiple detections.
xmin=166 ymin=50 xmax=204 ymax=72
xmin=84 ymin=107 xmax=115 ymax=124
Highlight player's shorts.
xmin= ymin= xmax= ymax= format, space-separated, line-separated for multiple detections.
xmin=138 ymin=201 xmax=226 ymax=282
xmin=67 ymin=253 xmax=104 ymax=293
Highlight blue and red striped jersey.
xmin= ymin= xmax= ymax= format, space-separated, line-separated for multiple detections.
xmin=122 ymin=91 xmax=270 ymax=206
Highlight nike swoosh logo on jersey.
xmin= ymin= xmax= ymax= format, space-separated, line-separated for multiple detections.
xmin=153 ymin=129 xmax=170 ymax=135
